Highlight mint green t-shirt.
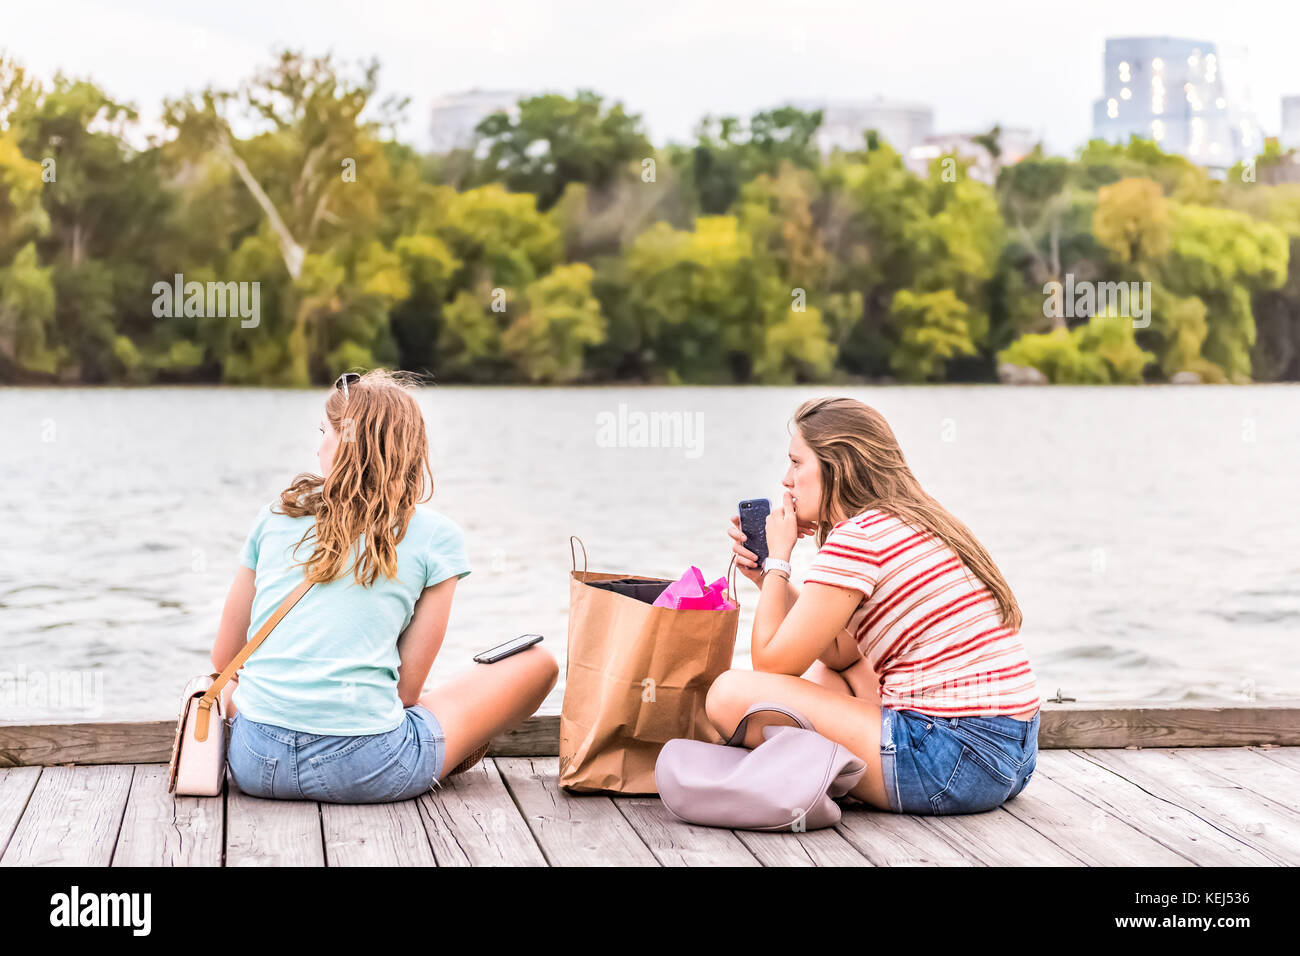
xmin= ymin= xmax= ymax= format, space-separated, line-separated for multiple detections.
xmin=231 ymin=501 xmax=471 ymax=735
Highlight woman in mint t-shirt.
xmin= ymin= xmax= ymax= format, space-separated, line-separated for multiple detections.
xmin=210 ymin=368 xmax=557 ymax=803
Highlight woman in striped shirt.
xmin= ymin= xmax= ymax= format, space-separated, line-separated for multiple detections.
xmin=711 ymin=397 xmax=1040 ymax=815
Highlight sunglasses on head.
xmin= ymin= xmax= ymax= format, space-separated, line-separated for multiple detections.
xmin=335 ymin=372 xmax=361 ymax=400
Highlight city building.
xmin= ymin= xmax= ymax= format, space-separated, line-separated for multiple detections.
xmin=1091 ymin=36 xmax=1263 ymax=167
xmin=784 ymin=97 xmax=934 ymax=156
xmin=1282 ymin=95 xmax=1300 ymax=152
xmin=905 ymin=127 xmax=1038 ymax=184
xmin=429 ymin=89 xmax=528 ymax=154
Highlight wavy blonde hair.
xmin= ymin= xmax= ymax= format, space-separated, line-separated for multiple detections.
xmin=793 ymin=397 xmax=1022 ymax=631
xmin=275 ymin=368 xmax=435 ymax=586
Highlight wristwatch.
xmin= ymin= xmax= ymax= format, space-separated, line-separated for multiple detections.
xmin=762 ymin=557 xmax=792 ymax=578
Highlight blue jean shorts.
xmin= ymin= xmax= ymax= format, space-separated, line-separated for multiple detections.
xmin=880 ymin=707 xmax=1039 ymax=815
xmin=226 ymin=704 xmax=447 ymax=804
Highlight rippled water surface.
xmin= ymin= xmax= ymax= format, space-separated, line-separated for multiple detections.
xmin=2 ymin=384 xmax=1297 ymax=722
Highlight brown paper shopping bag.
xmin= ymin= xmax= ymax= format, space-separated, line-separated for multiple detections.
xmin=559 ymin=536 xmax=740 ymax=794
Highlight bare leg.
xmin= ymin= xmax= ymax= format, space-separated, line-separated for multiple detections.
xmin=417 ymin=645 xmax=559 ymax=776
xmin=803 ymin=659 xmax=851 ymax=694
xmin=838 ymin=657 xmax=883 ymax=706
xmin=705 ymin=666 xmax=891 ymax=810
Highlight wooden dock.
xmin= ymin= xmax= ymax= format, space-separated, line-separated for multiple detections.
xmin=1 ymin=702 xmax=1298 ymax=866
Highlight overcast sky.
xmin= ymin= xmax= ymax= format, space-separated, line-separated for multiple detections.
xmin=4 ymin=0 xmax=1298 ymax=155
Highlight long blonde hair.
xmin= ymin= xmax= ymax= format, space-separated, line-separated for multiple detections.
xmin=793 ymin=397 xmax=1022 ymax=631
xmin=275 ymin=368 xmax=435 ymax=586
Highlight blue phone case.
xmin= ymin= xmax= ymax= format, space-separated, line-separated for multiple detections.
xmin=738 ymin=498 xmax=771 ymax=566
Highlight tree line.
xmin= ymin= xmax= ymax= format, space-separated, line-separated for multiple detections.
xmin=1 ymin=48 xmax=1298 ymax=386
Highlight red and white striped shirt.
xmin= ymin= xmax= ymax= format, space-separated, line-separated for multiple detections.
xmin=803 ymin=508 xmax=1039 ymax=718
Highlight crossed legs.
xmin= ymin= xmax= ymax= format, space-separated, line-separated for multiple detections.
xmin=704 ymin=649 xmax=891 ymax=811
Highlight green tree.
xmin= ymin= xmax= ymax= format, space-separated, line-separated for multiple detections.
xmin=0 ymin=243 xmax=58 ymax=374
xmin=164 ymin=49 xmax=406 ymax=383
xmin=1160 ymin=204 xmax=1287 ymax=381
xmin=998 ymin=312 xmax=1154 ymax=383
xmin=501 ymin=262 xmax=607 ymax=382
xmin=672 ymin=106 xmax=824 ymax=216
xmin=617 ymin=215 xmax=833 ymax=383
xmin=0 ymin=114 xmax=58 ymax=376
xmin=437 ymin=289 xmax=502 ymax=380
xmin=889 ymin=288 xmax=977 ymax=382
xmin=1093 ymin=177 xmax=1171 ymax=267
xmin=995 ymin=150 xmax=1103 ymax=333
xmin=470 ymin=91 xmax=651 ymax=212
xmin=3 ymin=64 xmax=174 ymax=381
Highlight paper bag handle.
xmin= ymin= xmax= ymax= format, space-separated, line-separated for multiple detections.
xmin=726 ymin=553 xmax=740 ymax=610
xmin=569 ymin=534 xmax=741 ymax=609
xmin=569 ymin=535 xmax=588 ymax=572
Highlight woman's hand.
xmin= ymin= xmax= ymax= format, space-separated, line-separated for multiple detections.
xmin=729 ymin=504 xmax=818 ymax=586
xmin=765 ymin=490 xmax=800 ymax=563
xmin=728 ymin=515 xmax=764 ymax=586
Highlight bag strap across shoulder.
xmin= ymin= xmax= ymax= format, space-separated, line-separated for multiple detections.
xmin=723 ymin=700 xmax=816 ymax=747
xmin=193 ymin=578 xmax=314 ymax=743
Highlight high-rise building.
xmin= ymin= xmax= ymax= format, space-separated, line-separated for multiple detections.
xmin=784 ymin=97 xmax=934 ymax=156
xmin=1282 ymin=96 xmax=1300 ymax=151
xmin=429 ymin=89 xmax=528 ymax=154
xmin=1091 ymin=36 xmax=1262 ymax=167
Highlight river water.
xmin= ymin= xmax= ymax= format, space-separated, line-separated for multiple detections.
xmin=2 ymin=383 xmax=1297 ymax=722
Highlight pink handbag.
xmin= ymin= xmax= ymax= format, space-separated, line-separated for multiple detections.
xmin=654 ymin=701 xmax=867 ymax=831
xmin=167 ymin=578 xmax=315 ymax=796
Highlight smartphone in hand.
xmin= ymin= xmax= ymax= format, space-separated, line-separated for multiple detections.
xmin=738 ymin=498 xmax=771 ymax=567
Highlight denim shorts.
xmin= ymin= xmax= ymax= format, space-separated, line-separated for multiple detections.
xmin=880 ymin=707 xmax=1039 ymax=815
xmin=226 ymin=704 xmax=447 ymax=804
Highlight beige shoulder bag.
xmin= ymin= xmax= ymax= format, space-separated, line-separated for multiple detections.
xmin=167 ymin=579 xmax=315 ymax=795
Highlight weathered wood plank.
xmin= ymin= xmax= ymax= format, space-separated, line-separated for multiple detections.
xmin=614 ymin=798 xmax=761 ymax=866
xmin=0 ymin=720 xmax=177 ymax=767
xmin=997 ymin=752 xmax=1193 ymax=866
xmin=1 ymin=748 xmax=1297 ymax=867
xmin=1080 ymin=748 xmax=1300 ymax=865
xmin=0 ymin=766 xmax=40 ymax=863
xmin=834 ymin=810 xmax=984 ymax=866
xmin=921 ymin=806 xmax=1085 ymax=866
xmin=225 ymin=779 xmax=325 ymax=866
xmin=0 ymin=765 xmax=132 ymax=866
xmin=496 ymin=757 xmax=659 ymax=866
xmin=1037 ymin=701 xmax=1300 ymax=748
xmin=8 ymin=703 xmax=1300 ymax=765
xmin=414 ymin=759 xmax=546 ymax=867
xmin=1168 ymin=747 xmax=1300 ymax=816
xmin=321 ymin=800 xmax=436 ymax=867
xmin=112 ymin=764 xmax=223 ymax=867
xmin=733 ymin=824 xmax=873 ymax=866
xmin=1022 ymin=750 xmax=1273 ymax=865
xmin=0 ymin=712 xmax=563 ymax=765
xmin=482 ymin=715 xmax=562 ymax=757
xmin=1250 ymin=745 xmax=1300 ymax=773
